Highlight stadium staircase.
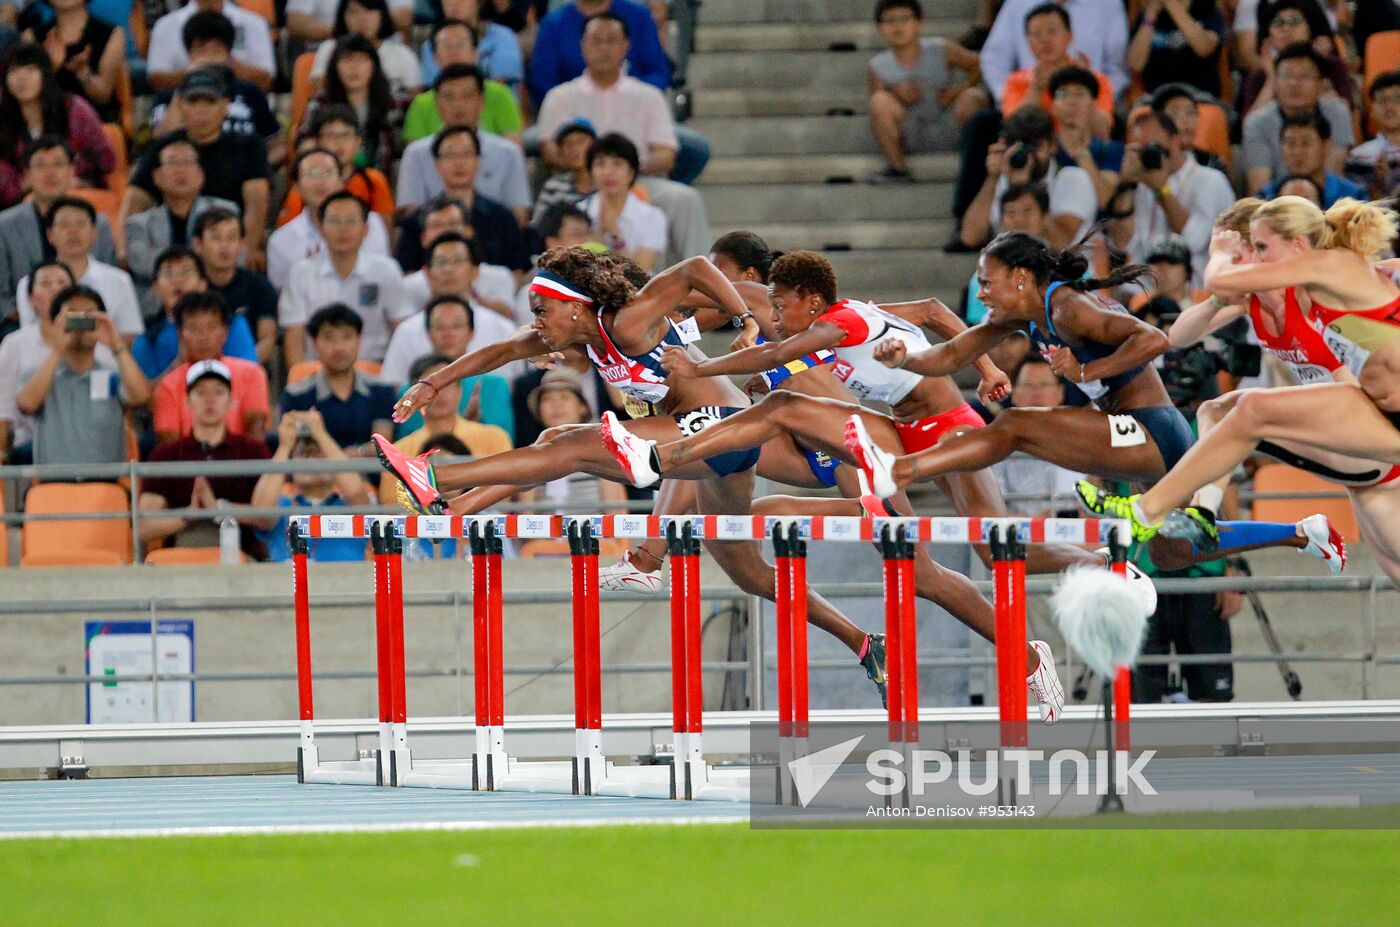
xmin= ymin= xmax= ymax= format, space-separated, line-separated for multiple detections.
xmin=688 ymin=0 xmax=982 ymax=305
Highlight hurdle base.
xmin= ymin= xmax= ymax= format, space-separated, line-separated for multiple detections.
xmin=300 ymin=755 xmax=383 ymax=787
xmin=774 ymin=735 xmax=811 ymax=806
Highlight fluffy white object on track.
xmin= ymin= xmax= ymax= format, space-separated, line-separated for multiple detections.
xmin=1051 ymin=565 xmax=1151 ymax=678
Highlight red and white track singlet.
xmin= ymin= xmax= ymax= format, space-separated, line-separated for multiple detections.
xmin=1249 ymin=289 xmax=1342 ymax=385
xmin=1309 ymin=287 xmax=1400 ymax=377
xmin=821 ymin=299 xmax=928 ymax=404
xmin=584 ymin=319 xmax=688 ymax=405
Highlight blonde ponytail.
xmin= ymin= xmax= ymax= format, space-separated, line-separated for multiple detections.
xmin=1317 ymin=198 xmax=1400 ymax=261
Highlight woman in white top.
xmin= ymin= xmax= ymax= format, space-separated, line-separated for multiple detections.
xmin=311 ymin=0 xmax=423 ymax=96
xmin=580 ymin=133 xmax=667 ymax=272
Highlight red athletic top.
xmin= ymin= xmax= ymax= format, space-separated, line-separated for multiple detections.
xmin=1309 ymin=286 xmax=1400 ymax=376
xmin=1248 ymin=289 xmax=1341 ymax=385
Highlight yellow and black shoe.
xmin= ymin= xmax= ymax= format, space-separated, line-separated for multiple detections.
xmin=1074 ymin=480 xmax=1161 ymax=542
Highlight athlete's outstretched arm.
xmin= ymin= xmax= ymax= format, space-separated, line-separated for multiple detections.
xmin=880 ymin=297 xmax=1009 ymax=397
xmin=394 ymin=329 xmax=549 ymax=422
xmin=1168 ymin=296 xmax=1247 ymax=348
xmin=878 ymin=321 xmax=1020 ymax=377
xmin=610 ymin=256 xmax=754 ymax=351
xmin=662 ymin=320 xmax=845 ymax=379
xmin=1204 ymin=240 xmax=1338 ymax=297
xmin=680 ymin=280 xmax=779 ymax=341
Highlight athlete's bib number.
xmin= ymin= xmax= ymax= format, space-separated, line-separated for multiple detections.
xmin=1108 ymin=414 xmax=1147 ymax=448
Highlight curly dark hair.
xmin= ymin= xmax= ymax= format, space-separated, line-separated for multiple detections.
xmin=768 ymin=250 xmax=838 ymax=305
xmin=612 ymin=253 xmax=653 ymax=291
xmin=537 ymin=246 xmax=639 ymax=311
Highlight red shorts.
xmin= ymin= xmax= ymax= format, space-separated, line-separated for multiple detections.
xmin=893 ymin=403 xmax=986 ymax=454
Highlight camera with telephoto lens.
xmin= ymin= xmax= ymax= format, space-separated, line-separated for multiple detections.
xmin=1138 ymin=142 xmax=1169 ymax=173
xmin=64 ymin=315 xmax=96 ymax=333
xmin=1005 ymin=141 xmax=1032 ymax=171
xmin=1157 ymin=317 xmax=1260 ymax=409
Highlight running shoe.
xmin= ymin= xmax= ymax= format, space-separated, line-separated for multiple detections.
xmin=860 ymin=633 xmax=888 ymax=708
xmin=372 ymin=434 xmax=446 ymax=515
xmin=844 ymin=415 xmax=898 ymax=499
xmin=1160 ymin=505 xmax=1220 ymax=551
xmin=854 ymin=469 xmax=898 ymax=517
xmin=1095 ymin=547 xmax=1159 ymax=616
xmin=600 ymin=411 xmax=661 ymax=488
xmin=1074 ymin=480 xmax=1159 ymax=542
xmin=1298 ymin=513 xmax=1347 ymax=574
xmin=599 ymin=550 xmax=667 ymax=593
xmin=1027 ymin=640 xmax=1064 ymax=725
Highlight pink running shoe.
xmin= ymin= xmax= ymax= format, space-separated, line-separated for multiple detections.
xmin=372 ymin=434 xmax=446 ymax=515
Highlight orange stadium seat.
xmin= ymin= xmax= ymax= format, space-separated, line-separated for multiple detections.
xmin=290 ymin=53 xmax=317 ymax=140
xmin=1366 ymin=32 xmax=1400 ymax=93
xmin=72 ymin=188 xmax=121 ymax=228
xmin=21 ymin=483 xmax=132 ymax=566
xmin=1251 ymin=464 xmax=1359 ymax=544
xmin=145 ymin=547 xmax=247 ymax=565
xmin=102 ymin=123 xmax=128 ymax=196
xmin=286 ymin=359 xmax=383 ymax=383
xmin=113 ymin=66 xmax=134 ymax=140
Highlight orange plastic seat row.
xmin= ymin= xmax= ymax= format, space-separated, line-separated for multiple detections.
xmin=1251 ymin=464 xmax=1359 ymax=544
xmin=21 ymin=482 xmax=132 ymax=567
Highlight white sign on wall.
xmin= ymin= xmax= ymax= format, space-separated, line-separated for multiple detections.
xmin=85 ymin=621 xmax=195 ymax=724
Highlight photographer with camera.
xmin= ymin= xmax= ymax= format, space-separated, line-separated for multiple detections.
xmin=956 ymin=104 xmax=1097 ymax=252
xmin=1118 ymin=108 xmax=1234 ymax=285
xmin=15 ymin=284 xmax=149 ymax=469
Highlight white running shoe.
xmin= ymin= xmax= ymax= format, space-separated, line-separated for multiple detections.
xmin=600 ymin=411 xmax=661 ymax=488
xmin=1026 ymin=640 xmax=1064 ymax=725
xmin=599 ymin=550 xmax=666 ymax=594
xmin=1095 ymin=547 xmax=1159 ymax=616
xmin=1298 ymin=513 xmax=1346 ymax=574
xmin=843 ymin=415 xmax=898 ymax=499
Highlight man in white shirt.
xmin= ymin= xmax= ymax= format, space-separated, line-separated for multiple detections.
xmin=279 ymin=192 xmax=411 ymax=366
xmin=980 ymin=0 xmax=1129 ymax=103
xmin=395 ymin=64 xmax=531 ymax=224
xmin=532 ymin=13 xmax=710 ymax=261
xmin=381 ymin=232 xmax=521 ymax=386
xmin=17 ymin=198 xmax=143 ymax=341
xmin=268 ymin=148 xmax=390 ymax=290
xmin=959 ymin=106 xmax=1097 ymax=251
xmin=1121 ymin=108 xmax=1236 ymax=285
xmin=400 ymin=198 xmax=517 ymax=315
xmin=286 ymin=0 xmax=413 ymax=42
xmin=146 ymin=0 xmax=275 ymax=91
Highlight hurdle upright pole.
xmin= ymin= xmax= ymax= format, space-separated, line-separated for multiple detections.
xmin=772 ymin=522 xmax=795 ymax=805
xmin=788 ymin=522 xmax=811 ymax=755
xmin=879 ymin=523 xmax=916 ymax=810
xmin=385 ymin=522 xmax=410 ymax=785
xmin=569 ymin=518 xmax=604 ymax=796
xmin=895 ymin=522 xmax=917 ymax=747
xmin=289 ymin=521 xmax=317 ymax=782
xmin=370 ymin=522 xmax=395 ymax=786
xmin=1106 ymin=526 xmax=1134 ymax=754
xmin=470 ymin=520 xmax=507 ymax=790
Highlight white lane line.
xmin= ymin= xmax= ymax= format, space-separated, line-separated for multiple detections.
xmin=0 ymin=816 xmax=750 ymax=840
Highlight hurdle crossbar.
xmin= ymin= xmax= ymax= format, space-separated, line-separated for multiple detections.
xmin=286 ymin=513 xmax=1131 ymax=803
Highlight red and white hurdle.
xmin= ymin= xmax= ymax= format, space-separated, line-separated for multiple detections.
xmin=287 ymin=513 xmax=1132 ymax=803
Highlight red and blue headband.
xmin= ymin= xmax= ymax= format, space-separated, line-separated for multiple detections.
xmin=529 ymin=269 xmax=594 ymax=304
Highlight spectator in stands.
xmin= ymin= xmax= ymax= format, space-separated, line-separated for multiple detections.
xmin=1241 ymin=43 xmax=1352 ymax=194
xmin=1239 ymin=0 xmax=1351 ymax=116
xmin=1275 ymin=173 xmax=1323 ymax=205
xmin=404 ymin=19 xmax=523 ymax=144
xmin=17 ymin=196 xmax=141 ymax=338
xmin=1120 ymin=108 xmax=1234 ymax=283
xmin=1129 ymin=237 xmax=1208 ymax=323
xmin=268 ymin=148 xmax=392 ymax=290
xmin=149 ymin=12 xmax=285 ymax=169
xmin=0 ymin=138 xmax=115 ymax=321
xmin=980 ymin=0 xmax=1130 ymax=105
xmin=396 ymin=196 xmax=518 ymax=313
xmin=1127 ymin=1 xmax=1225 ymax=99
xmin=309 ymin=0 xmax=420 ymax=97
xmin=132 ymin=247 xmax=258 ymax=380
xmin=256 ymin=409 xmax=373 ymax=563
xmin=0 ymin=43 xmax=114 ymax=208
xmin=1050 ymin=67 xmax=1121 ymax=207
xmin=1347 ymin=71 xmax=1400 ymax=200
xmin=395 ymin=127 xmax=529 ymax=274
xmin=301 ymin=34 xmax=410 ymax=177
xmin=139 ymin=358 xmax=271 ymax=558
xmin=124 ymin=68 xmax=271 ymax=271
xmin=279 ymin=191 xmax=410 ymax=366
xmin=1000 ymin=4 xmax=1113 ymax=126
xmin=1150 ymin=83 xmax=1229 ymax=173
xmin=382 ymin=238 xmax=519 ymax=386
xmin=16 ymin=284 xmax=148 ymax=466
xmin=22 ymin=0 xmax=125 ymax=123
xmin=0 ymin=18 xmax=17 ymax=62
xmin=420 ymin=0 xmax=523 ymax=89
xmin=146 ymin=0 xmax=275 ymax=91
xmin=193 ymin=208 xmax=278 ymax=365
xmin=124 ymin=138 xmax=239 ymax=289
xmin=0 ymin=262 xmax=78 ymax=463
xmin=957 ymin=105 xmax=1096 ymax=251
xmin=280 ymin=303 xmax=397 ymax=450
xmin=579 ymin=132 xmax=665 ymax=270
xmin=394 ymin=64 xmax=531 ymax=225
xmin=516 ymin=367 xmax=626 ymax=510
xmin=152 ymin=291 xmax=269 ymax=442
xmin=532 ymin=118 xmax=596 ymax=222
xmin=865 ymin=0 xmax=984 ymax=184
xmin=964 ymin=182 xmax=1049 ymax=325
xmin=289 ymin=0 xmax=414 ymax=42
xmin=537 ymin=13 xmax=707 ymax=186
xmin=510 ymin=344 xmax=625 ymax=447
xmin=990 ymin=357 xmax=1083 ymax=516
xmin=385 ymin=292 xmax=514 ymax=435
xmin=377 ymin=352 xmax=512 ymax=503
xmin=1257 ymin=111 xmax=1365 ymax=206
xmin=280 ymin=105 xmax=395 ymax=226
xmin=528 ymin=0 xmax=669 ymax=110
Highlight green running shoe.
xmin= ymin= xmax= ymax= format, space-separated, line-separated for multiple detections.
xmin=1161 ymin=505 xmax=1220 ymax=552
xmin=1074 ymin=480 xmax=1160 ymax=542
